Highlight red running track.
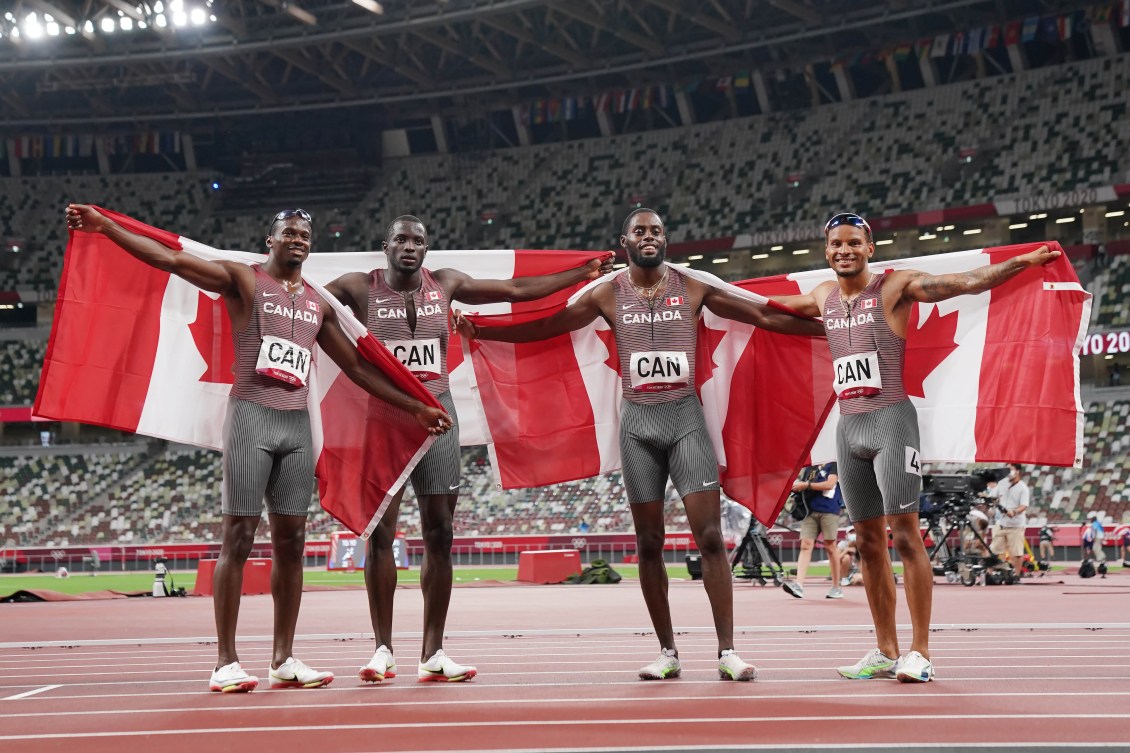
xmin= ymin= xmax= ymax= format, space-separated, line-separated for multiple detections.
xmin=1 ymin=572 xmax=1128 ymax=752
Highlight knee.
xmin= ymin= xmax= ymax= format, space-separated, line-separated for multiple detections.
xmin=694 ymin=523 xmax=726 ymax=558
xmin=272 ymin=523 xmax=306 ymax=560
xmin=369 ymin=525 xmax=395 ymax=556
xmin=422 ymin=518 xmax=453 ymax=557
xmin=799 ymin=539 xmax=815 ymax=553
xmin=635 ymin=529 xmax=666 ymax=559
xmin=222 ymin=522 xmax=256 ymax=561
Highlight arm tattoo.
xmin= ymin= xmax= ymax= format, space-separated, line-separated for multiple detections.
xmin=913 ymin=259 xmax=1027 ymax=302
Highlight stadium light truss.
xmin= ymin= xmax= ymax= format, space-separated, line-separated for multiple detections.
xmin=0 ymin=0 xmax=216 ymax=40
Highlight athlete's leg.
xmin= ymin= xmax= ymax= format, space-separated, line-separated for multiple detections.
xmin=889 ymin=512 xmax=932 ymax=658
xmin=268 ymin=512 xmax=309 ymax=668
xmin=365 ymin=492 xmax=404 ymax=652
xmin=214 ymin=514 xmax=259 ymax=666
xmin=629 ymin=500 xmax=676 ymax=652
xmin=418 ymin=492 xmax=458 ymax=660
xmin=854 ymin=515 xmax=899 ymax=659
xmin=683 ymin=490 xmax=733 ymax=652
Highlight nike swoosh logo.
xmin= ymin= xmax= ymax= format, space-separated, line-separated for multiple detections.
xmin=622 ymin=304 xmax=634 ymax=310
xmin=263 ymin=292 xmax=278 ymax=297
xmin=449 ymin=485 xmax=460 ymax=491
xmin=703 ymin=481 xmax=718 ymax=486
xmin=373 ymin=297 xmax=386 ymax=304
xmin=899 ymin=501 xmax=916 ymax=509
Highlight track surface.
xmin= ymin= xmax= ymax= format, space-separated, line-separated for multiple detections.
xmin=1 ymin=574 xmax=1127 ymax=752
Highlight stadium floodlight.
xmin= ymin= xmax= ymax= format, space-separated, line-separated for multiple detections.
xmin=352 ymin=0 xmax=385 ymax=13
xmin=770 ymin=245 xmax=783 ymax=251
xmin=712 ymin=256 xmax=729 ymax=263
xmin=875 ymin=239 xmax=893 ymax=246
xmin=24 ymin=13 xmax=44 ymax=39
xmin=919 ymin=233 xmax=937 ymax=240
xmin=190 ymin=8 xmax=206 ymax=25
xmin=687 ymin=254 xmax=703 ymax=260
xmin=100 ymin=17 xmax=114 ymax=32
xmin=963 ymin=228 xmax=981 ymax=235
xmin=791 ymin=249 xmax=809 ymax=255
xmin=1029 ymin=213 xmax=1047 ymax=219
xmin=173 ymin=11 xmax=187 ymax=26
xmin=1106 ymin=211 xmax=1125 ymax=218
xmin=120 ymin=17 xmax=133 ymax=31
xmin=751 ymin=253 xmax=769 ymax=259
xmin=1054 ymin=217 xmax=1075 ymax=224
xmin=1009 ymin=223 xmax=1028 ymax=229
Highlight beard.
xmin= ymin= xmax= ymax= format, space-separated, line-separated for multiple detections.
xmin=834 ymin=265 xmax=865 ymax=278
xmin=629 ymin=245 xmax=666 ymax=268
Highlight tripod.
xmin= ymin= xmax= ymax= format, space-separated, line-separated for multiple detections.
xmin=730 ymin=520 xmax=786 ymax=586
xmin=924 ymin=503 xmax=1016 ymax=586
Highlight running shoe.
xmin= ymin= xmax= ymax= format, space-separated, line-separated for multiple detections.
xmin=209 ymin=661 xmax=258 ymax=693
xmin=718 ymin=649 xmax=758 ymax=681
xmin=417 ymin=650 xmax=477 ymax=682
xmin=269 ymin=657 xmax=334 ymax=689
xmin=837 ymin=648 xmax=898 ymax=680
xmin=639 ymin=648 xmax=681 ymax=680
xmin=895 ymin=650 xmax=935 ymax=683
xmin=826 ymin=586 xmax=844 ymax=599
xmin=782 ymin=580 xmax=805 ymax=598
xmin=359 ymin=645 xmax=397 ymax=683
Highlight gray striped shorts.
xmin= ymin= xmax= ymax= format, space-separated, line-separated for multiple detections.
xmin=221 ymin=397 xmax=315 ymax=517
xmin=619 ymin=394 xmax=719 ymax=504
xmin=409 ymin=391 xmax=461 ymax=497
xmin=835 ymin=399 xmax=923 ymax=522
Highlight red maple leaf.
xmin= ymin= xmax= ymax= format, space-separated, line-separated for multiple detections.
xmin=904 ymin=304 xmax=959 ymax=398
xmin=595 ymin=326 xmax=620 ymax=375
xmin=187 ymin=291 xmax=235 ymax=384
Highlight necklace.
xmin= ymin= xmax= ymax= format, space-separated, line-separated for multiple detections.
xmin=629 ymin=265 xmax=669 ymax=301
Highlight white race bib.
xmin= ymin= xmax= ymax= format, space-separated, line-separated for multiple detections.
xmin=833 ymin=351 xmax=882 ymax=399
xmin=386 ymin=338 xmax=442 ymax=381
xmin=629 ymin=350 xmax=689 ymax=392
xmin=255 ymin=335 xmax=312 ymax=387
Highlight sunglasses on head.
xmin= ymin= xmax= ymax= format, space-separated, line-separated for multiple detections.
xmin=273 ymin=208 xmax=312 ymax=224
xmin=824 ymin=213 xmax=871 ymax=239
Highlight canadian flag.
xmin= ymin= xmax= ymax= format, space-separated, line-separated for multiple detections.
xmin=464 ymin=242 xmax=1089 ymax=525
xmin=33 ymin=208 xmax=606 ymax=537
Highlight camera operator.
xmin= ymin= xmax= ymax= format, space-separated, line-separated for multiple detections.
xmin=783 ymin=463 xmax=845 ymax=600
xmin=986 ymin=463 xmax=1029 ymax=575
xmin=1038 ymin=523 xmax=1056 ymax=563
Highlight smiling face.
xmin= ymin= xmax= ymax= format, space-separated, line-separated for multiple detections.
xmin=824 ymin=225 xmax=874 ymax=279
xmin=383 ymin=219 xmax=428 ymax=274
xmin=266 ymin=216 xmax=312 ymax=268
xmin=621 ymin=211 xmax=667 ymax=269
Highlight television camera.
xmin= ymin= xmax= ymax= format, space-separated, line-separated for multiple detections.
xmin=920 ymin=468 xmax=1020 ymax=586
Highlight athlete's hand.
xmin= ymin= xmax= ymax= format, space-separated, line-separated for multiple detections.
xmin=1016 ymin=244 xmax=1061 ymax=267
xmin=416 ymin=406 xmax=453 ymax=435
xmin=452 ymin=309 xmax=478 ymax=340
xmin=65 ymin=204 xmax=110 ymax=234
xmin=586 ymin=255 xmax=615 ymax=280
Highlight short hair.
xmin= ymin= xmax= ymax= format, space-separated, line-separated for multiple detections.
xmin=386 ymin=215 xmax=426 ymax=240
xmin=1009 ymin=463 xmax=1023 ymax=474
xmin=621 ymin=207 xmax=664 ymax=237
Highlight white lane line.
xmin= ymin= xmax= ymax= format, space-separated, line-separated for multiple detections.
xmin=2 ymin=713 xmax=1130 ymax=741
xmin=2 ymin=689 xmax=1130 ymax=720
xmin=2 ymin=685 xmax=61 ymax=701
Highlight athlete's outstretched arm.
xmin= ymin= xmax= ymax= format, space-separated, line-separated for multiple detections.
xmin=316 ymin=304 xmax=452 ymax=435
xmin=66 ymin=204 xmax=241 ymax=296
xmin=440 ymin=256 xmax=613 ymax=306
xmin=323 ymin=272 xmax=371 ymax=320
xmin=701 ymin=284 xmax=825 ymax=337
xmin=454 ymin=285 xmax=609 ymax=343
xmin=898 ymin=245 xmax=1060 ymax=303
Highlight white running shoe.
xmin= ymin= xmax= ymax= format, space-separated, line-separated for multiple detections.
xmin=782 ymin=580 xmax=805 ymax=598
xmin=639 ymin=648 xmax=681 ymax=680
xmin=895 ymin=650 xmax=935 ymax=683
xmin=209 ymin=661 xmax=258 ymax=693
xmin=718 ymin=649 xmax=757 ymax=681
xmin=269 ymin=657 xmax=334 ymax=689
xmin=837 ymin=648 xmax=898 ymax=680
xmin=359 ymin=645 xmax=397 ymax=683
xmin=826 ymin=586 xmax=844 ymax=599
xmin=417 ymin=650 xmax=477 ymax=682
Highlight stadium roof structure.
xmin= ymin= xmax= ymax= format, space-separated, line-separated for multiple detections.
xmin=0 ymin=0 xmax=1102 ymax=127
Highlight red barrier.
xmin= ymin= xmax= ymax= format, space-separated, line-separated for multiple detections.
xmin=193 ymin=558 xmax=272 ymax=596
xmin=517 ymin=550 xmax=581 ymax=584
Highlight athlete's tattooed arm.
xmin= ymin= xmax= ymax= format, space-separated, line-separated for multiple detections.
xmin=899 ymin=244 xmax=1060 ymax=303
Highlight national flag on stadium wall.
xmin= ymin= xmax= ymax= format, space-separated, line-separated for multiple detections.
xmin=931 ymin=34 xmax=950 ymax=57
xmin=1004 ymin=21 xmax=1022 ymax=45
xmin=463 ymin=243 xmax=1088 ymax=526
xmin=34 ymin=208 xmax=607 ymax=538
xmin=1021 ymin=16 xmax=1040 ymax=42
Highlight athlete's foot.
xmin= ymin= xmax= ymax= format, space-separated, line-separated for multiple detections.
xmin=359 ymin=645 xmax=397 ymax=683
xmin=418 ymin=650 xmax=477 ymax=682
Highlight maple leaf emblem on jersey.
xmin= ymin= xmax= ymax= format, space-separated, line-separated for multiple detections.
xmin=903 ymin=303 xmax=959 ymax=398
xmin=187 ymin=291 xmax=235 ymax=384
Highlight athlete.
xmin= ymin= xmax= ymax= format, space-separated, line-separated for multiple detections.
xmin=773 ymin=212 xmax=1059 ymax=682
xmin=325 ymin=215 xmax=611 ymax=683
xmin=64 ymin=204 xmax=452 ymax=693
xmin=456 ymin=208 xmax=822 ymax=681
